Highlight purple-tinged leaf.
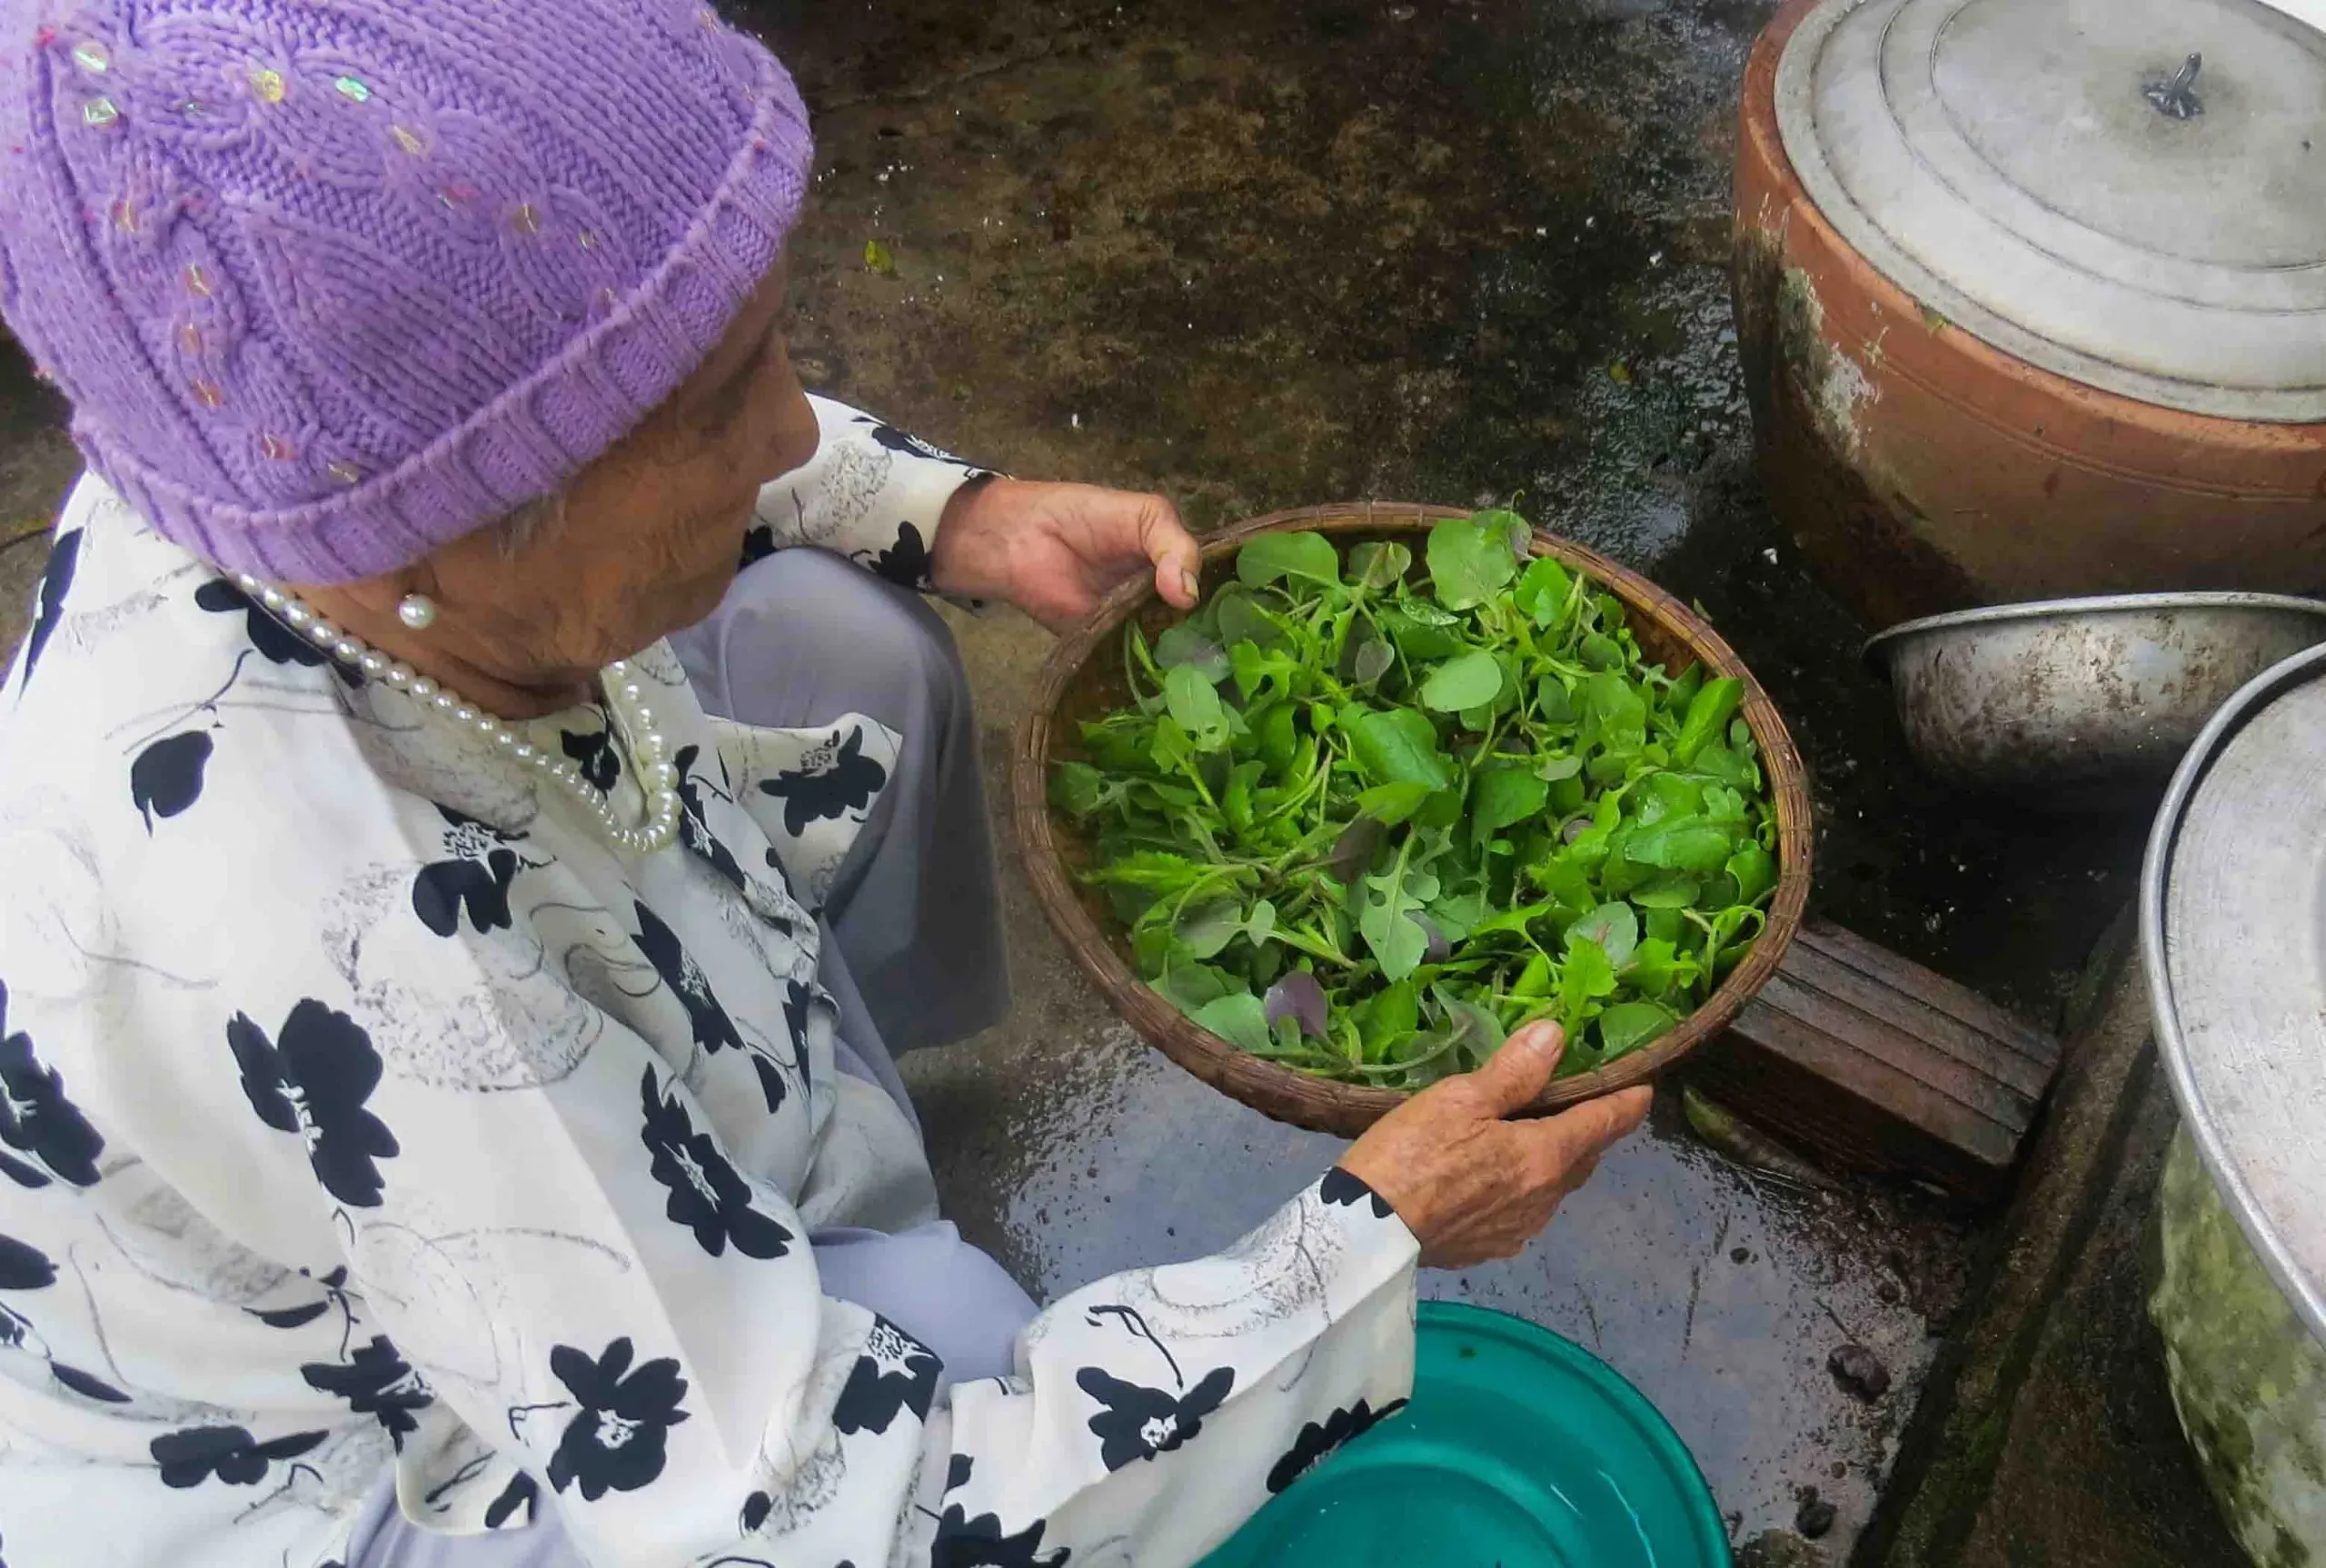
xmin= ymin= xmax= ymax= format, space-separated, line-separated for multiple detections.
xmin=1264 ymin=971 xmax=1330 ymax=1039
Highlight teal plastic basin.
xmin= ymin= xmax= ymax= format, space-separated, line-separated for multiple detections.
xmin=1201 ymin=1301 xmax=1727 ymax=1568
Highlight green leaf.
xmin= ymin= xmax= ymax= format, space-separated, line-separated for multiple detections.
xmin=1624 ymin=937 xmax=1692 ymax=997
xmin=1346 ymin=706 xmax=1454 ymax=789
xmin=1435 ymin=995 xmax=1507 ymax=1072
xmin=1625 ymin=815 xmax=1735 ymax=874
xmin=1428 ymin=887 xmax=1491 ymax=939
xmin=1357 ymin=780 xmax=1433 ymax=826
xmin=1158 ymin=963 xmax=1235 ymax=1009
xmin=1348 ymin=540 xmax=1414 ymax=590
xmin=1339 ymin=622 xmax=1396 ymax=687
xmin=1256 ymin=702 xmax=1298 ymax=773
xmin=1512 ymin=951 xmax=1554 ymax=997
xmin=1155 ymin=622 xmax=1229 ymax=683
xmin=1359 ymin=979 xmax=1420 ymax=1057
xmin=1237 ymin=531 xmax=1341 ymax=590
xmin=1244 ymin=898 xmax=1277 ymax=948
xmin=1469 ymin=901 xmax=1552 ymax=940
xmin=1537 ymin=753 xmax=1584 ymax=782
xmin=1513 ymin=555 xmax=1575 ymax=627
xmin=1051 ymin=760 xmax=1110 ymax=817
xmin=1631 ymin=870 xmax=1702 ymax=908
xmin=863 ymin=238 xmax=897 ymax=275
xmin=1422 ymin=650 xmax=1504 ymax=712
xmin=1174 ymin=897 xmax=1245 ymax=959
xmin=1222 ymin=760 xmax=1259 ymax=834
xmin=1426 ymin=516 xmax=1519 ymax=610
xmin=1585 ymin=671 xmax=1647 ymax=741
xmin=1727 ymin=841 xmax=1777 ymax=905
xmin=1149 ymin=714 xmax=1194 ymax=773
xmin=1359 ymin=845 xmax=1432 ymax=981
xmin=1569 ymin=902 xmax=1639 ymax=968
xmin=1581 ymin=633 xmax=1624 ymax=671
xmin=1675 ymin=677 xmax=1745 ymax=767
xmin=1383 ymin=608 xmax=1462 ymax=662
xmin=1471 ymin=765 xmax=1550 ymax=840
xmin=1558 ymin=935 xmax=1618 ymax=1019
xmin=1215 ymin=587 xmax=1286 ymax=650
xmin=1164 ymin=664 xmax=1229 ymax=749
xmin=1191 ymin=991 xmax=1271 ymax=1053
xmin=1086 ymin=850 xmax=1213 ymax=892
xmin=1598 ymin=999 xmax=1677 ymax=1057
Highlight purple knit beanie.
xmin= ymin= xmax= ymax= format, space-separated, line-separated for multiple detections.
xmin=0 ymin=0 xmax=812 ymax=583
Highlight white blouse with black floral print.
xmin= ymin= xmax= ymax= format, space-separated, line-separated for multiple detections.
xmin=0 ymin=397 xmax=1420 ymax=1568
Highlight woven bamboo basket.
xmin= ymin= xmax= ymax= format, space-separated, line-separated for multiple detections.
xmin=1010 ymin=502 xmax=1814 ymax=1137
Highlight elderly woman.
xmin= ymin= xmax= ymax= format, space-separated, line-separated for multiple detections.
xmin=0 ymin=2 xmax=1648 ymax=1564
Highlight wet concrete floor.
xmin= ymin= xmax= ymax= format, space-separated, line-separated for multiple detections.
xmin=0 ymin=0 xmax=2160 ymax=1556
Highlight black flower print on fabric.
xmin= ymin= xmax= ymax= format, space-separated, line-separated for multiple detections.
xmin=0 ymin=1234 xmax=55 ymax=1292
xmin=638 ymin=1067 xmax=793 ymax=1261
xmin=0 ymin=1231 xmax=131 ymax=1404
xmin=758 ymin=725 xmax=888 ymax=839
xmin=632 ymin=900 xmax=744 ymax=1056
xmin=0 ymin=979 xmax=104 ymax=1189
xmin=16 ymin=525 xmax=80 ymax=693
xmin=303 ymin=1335 xmax=432 ymax=1449
xmin=780 ymin=980 xmax=820 ymax=1100
xmin=149 ymin=1424 xmax=327 ymax=1488
xmin=562 ymin=723 xmax=621 ymax=792
xmin=535 ymin=1336 xmax=691 ymax=1501
xmin=1317 ymin=1166 xmax=1396 ymax=1221
xmin=193 ymin=578 xmax=326 ymax=668
xmin=1074 ymin=1304 xmax=1235 ymax=1471
xmin=1076 ymin=1365 xmax=1235 ymax=1472
xmin=228 ymin=1001 xmax=400 ymax=1208
xmin=856 ymin=416 xmax=974 ymax=470
xmin=831 ymin=1316 xmax=941 ymax=1437
xmin=1265 ymin=1397 xmax=1410 ymax=1494
xmin=246 ymin=1265 xmax=355 ymax=1332
xmin=485 ymin=1471 xmax=539 ymax=1529
xmin=413 ymin=806 xmax=534 ymax=938
xmin=672 ymin=744 xmax=747 ymax=894
xmin=931 ymin=1505 xmax=1070 ymax=1568
xmin=129 ymin=729 xmax=214 ymax=830
xmin=858 ymin=521 xmax=933 ymax=591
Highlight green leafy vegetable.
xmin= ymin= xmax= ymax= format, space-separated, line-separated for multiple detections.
xmin=1237 ymin=530 xmax=1342 ymax=590
xmin=1421 ymin=650 xmax=1504 ymax=712
xmin=1051 ymin=510 xmax=1781 ymax=1087
xmin=1426 ymin=515 xmax=1521 ymax=610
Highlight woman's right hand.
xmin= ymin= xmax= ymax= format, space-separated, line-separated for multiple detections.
xmin=1338 ymin=1020 xmax=1653 ymax=1269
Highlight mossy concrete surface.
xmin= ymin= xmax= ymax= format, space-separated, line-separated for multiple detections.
xmin=1864 ymin=918 xmax=2245 ymax=1568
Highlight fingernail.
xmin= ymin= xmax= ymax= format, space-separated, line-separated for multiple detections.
xmin=1178 ymin=568 xmax=1200 ymax=600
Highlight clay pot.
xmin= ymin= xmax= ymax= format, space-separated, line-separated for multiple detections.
xmin=1733 ymin=0 xmax=2326 ymax=630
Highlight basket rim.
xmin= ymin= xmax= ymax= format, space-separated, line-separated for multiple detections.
xmin=1008 ymin=501 xmax=1815 ymax=1136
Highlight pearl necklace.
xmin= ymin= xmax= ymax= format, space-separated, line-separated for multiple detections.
xmin=234 ymin=573 xmax=683 ymax=856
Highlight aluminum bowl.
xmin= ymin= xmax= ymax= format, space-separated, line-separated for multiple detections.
xmin=1864 ymin=592 xmax=2326 ymax=809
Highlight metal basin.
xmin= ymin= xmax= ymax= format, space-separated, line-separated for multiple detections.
xmin=1864 ymin=592 xmax=2326 ymax=809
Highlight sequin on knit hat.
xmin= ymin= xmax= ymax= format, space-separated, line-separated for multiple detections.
xmin=0 ymin=0 xmax=813 ymax=583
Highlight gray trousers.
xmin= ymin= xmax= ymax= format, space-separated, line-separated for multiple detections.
xmin=351 ymin=550 xmax=1034 ymax=1567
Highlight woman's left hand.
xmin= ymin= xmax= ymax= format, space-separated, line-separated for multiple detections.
xmin=929 ymin=477 xmax=1201 ymax=632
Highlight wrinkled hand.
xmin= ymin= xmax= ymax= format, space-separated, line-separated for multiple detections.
xmin=1338 ymin=1022 xmax=1653 ymax=1269
xmin=929 ymin=477 xmax=1201 ymax=631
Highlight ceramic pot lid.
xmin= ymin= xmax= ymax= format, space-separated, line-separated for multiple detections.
xmin=1775 ymin=0 xmax=2326 ymax=422
xmin=2145 ymin=643 xmax=2326 ymax=1344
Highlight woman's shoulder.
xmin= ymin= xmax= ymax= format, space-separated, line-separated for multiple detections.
xmin=2 ymin=476 xmax=364 ymax=837
xmin=0 ymin=477 xmax=502 ymax=1048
